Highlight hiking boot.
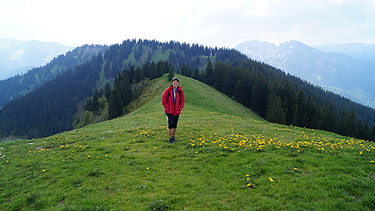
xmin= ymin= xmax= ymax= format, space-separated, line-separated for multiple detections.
xmin=169 ymin=137 xmax=175 ymax=143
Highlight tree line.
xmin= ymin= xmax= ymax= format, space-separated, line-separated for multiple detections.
xmin=179 ymin=59 xmax=375 ymax=141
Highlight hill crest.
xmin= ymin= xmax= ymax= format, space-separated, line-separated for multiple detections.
xmin=127 ymin=74 xmax=261 ymax=120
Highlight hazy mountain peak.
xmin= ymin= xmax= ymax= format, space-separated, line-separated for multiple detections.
xmin=279 ymin=40 xmax=305 ymax=46
xmin=0 ymin=39 xmax=74 ymax=79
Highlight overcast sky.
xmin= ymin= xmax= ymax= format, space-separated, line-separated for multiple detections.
xmin=1 ymin=0 xmax=375 ymax=48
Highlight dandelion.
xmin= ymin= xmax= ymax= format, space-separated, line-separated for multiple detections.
xmin=146 ymin=167 xmax=151 ymax=170
xmin=42 ymin=169 xmax=47 ymax=173
xmin=87 ymin=155 xmax=91 ymax=158
xmin=370 ymin=160 xmax=375 ymax=163
xmin=247 ymin=183 xmax=256 ymax=188
xmin=268 ymin=177 xmax=275 ymax=182
xmin=195 ymin=151 xmax=199 ymax=154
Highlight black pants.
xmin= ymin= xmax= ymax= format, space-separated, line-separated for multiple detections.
xmin=166 ymin=113 xmax=179 ymax=129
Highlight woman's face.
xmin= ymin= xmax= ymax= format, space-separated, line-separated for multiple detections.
xmin=172 ymin=80 xmax=179 ymax=88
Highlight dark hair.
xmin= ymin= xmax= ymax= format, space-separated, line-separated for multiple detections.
xmin=171 ymin=77 xmax=179 ymax=82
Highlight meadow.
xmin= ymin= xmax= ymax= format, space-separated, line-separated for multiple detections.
xmin=1 ymin=75 xmax=374 ymax=210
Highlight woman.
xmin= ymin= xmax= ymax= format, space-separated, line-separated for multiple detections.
xmin=162 ymin=77 xmax=185 ymax=143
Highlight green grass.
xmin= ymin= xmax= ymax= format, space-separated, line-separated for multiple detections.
xmin=1 ymin=75 xmax=375 ymax=210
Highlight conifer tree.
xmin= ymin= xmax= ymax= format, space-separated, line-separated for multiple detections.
xmin=266 ymin=94 xmax=287 ymax=124
xmin=168 ymin=66 xmax=174 ymax=81
xmin=108 ymin=87 xmax=122 ymax=119
xmin=205 ymin=59 xmax=214 ymax=85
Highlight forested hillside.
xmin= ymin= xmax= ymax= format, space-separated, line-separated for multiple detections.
xmin=0 ymin=39 xmax=374 ymax=141
xmin=0 ymin=45 xmax=108 ymax=108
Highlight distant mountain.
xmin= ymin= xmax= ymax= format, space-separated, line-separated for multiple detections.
xmin=317 ymin=43 xmax=375 ymax=61
xmin=235 ymin=40 xmax=375 ymax=109
xmin=0 ymin=39 xmax=74 ymax=79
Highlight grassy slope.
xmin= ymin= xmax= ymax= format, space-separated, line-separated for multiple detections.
xmin=1 ymin=75 xmax=375 ymax=210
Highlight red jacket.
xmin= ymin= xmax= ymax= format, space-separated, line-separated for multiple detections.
xmin=162 ymin=85 xmax=185 ymax=116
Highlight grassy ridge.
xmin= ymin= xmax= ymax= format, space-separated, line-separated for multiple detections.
xmin=1 ymin=75 xmax=375 ymax=210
